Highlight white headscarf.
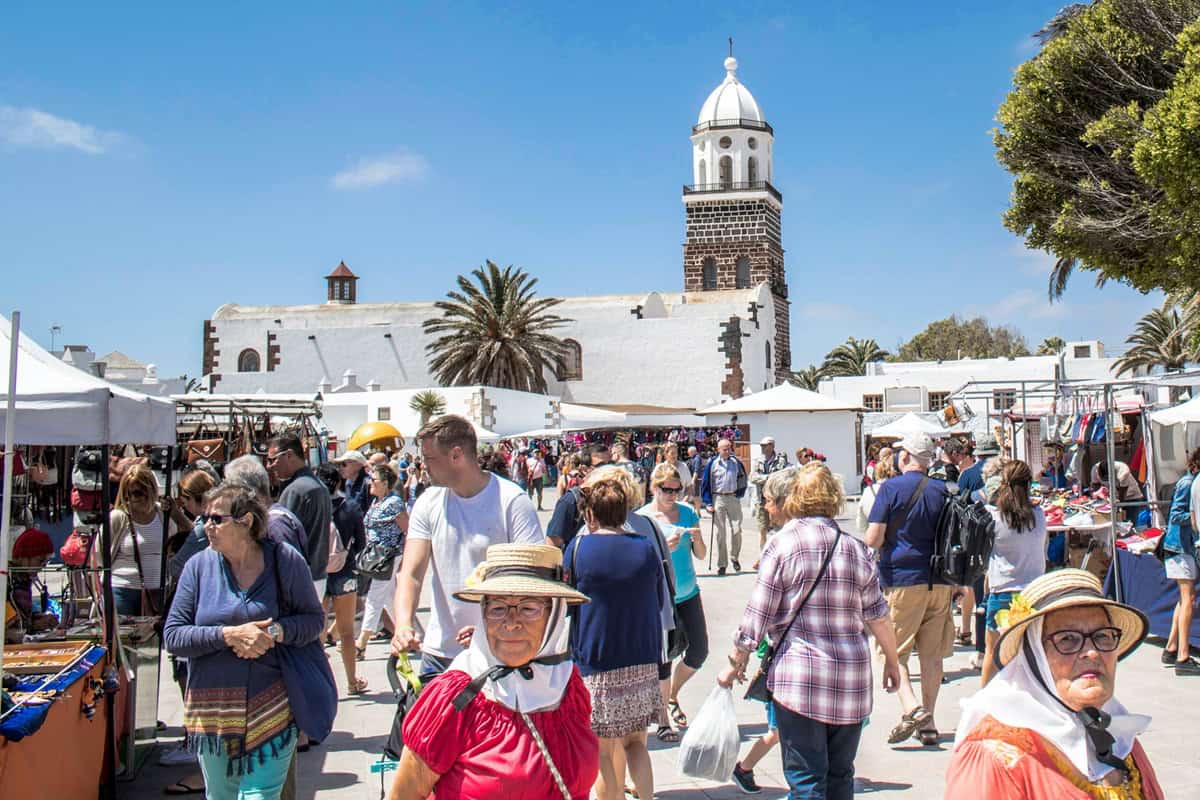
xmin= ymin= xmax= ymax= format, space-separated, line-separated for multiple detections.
xmin=447 ymin=597 xmax=574 ymax=713
xmin=954 ymin=617 xmax=1150 ymax=782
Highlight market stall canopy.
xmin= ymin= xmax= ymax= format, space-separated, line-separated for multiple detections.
xmin=347 ymin=421 xmax=405 ymax=451
xmin=869 ymin=412 xmax=946 ymax=440
xmin=697 ymin=383 xmax=862 ymax=415
xmin=559 ymin=402 xmax=627 ymax=430
xmin=0 ymin=314 xmax=176 ymax=445
xmin=1150 ymin=395 xmax=1200 ymax=427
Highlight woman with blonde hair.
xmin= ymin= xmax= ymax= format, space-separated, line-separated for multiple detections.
xmin=720 ymin=462 xmax=902 ymax=799
xmin=565 ymin=467 xmax=669 ymax=800
xmin=857 ymin=447 xmax=895 ymax=533
xmin=107 ymin=462 xmax=185 ymax=616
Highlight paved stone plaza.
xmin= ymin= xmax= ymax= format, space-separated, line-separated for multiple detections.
xmin=129 ymin=490 xmax=1200 ymax=798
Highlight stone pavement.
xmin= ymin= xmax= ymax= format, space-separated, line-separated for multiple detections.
xmin=127 ymin=489 xmax=1200 ymax=798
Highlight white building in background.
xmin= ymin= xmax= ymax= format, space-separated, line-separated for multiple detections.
xmin=200 ymin=55 xmax=792 ymax=410
xmin=57 ymin=345 xmax=189 ymax=396
xmin=817 ymin=341 xmax=1124 ymax=429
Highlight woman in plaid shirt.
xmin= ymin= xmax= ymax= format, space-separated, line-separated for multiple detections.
xmin=719 ymin=463 xmax=903 ymax=800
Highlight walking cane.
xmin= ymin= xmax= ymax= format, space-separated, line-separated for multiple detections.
xmin=707 ymin=510 xmax=716 ymax=571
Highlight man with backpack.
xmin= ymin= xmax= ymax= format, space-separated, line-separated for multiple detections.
xmin=863 ymin=432 xmax=954 ymax=748
xmin=547 ymin=443 xmax=611 ymax=549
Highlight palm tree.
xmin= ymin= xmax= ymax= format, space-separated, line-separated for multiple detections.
xmin=820 ymin=337 xmax=890 ymax=377
xmin=409 ymin=390 xmax=447 ymax=426
xmin=423 ymin=261 xmax=570 ymax=393
xmin=788 ymin=365 xmax=826 ymax=391
xmin=1113 ymin=304 xmax=1198 ymax=377
xmin=1035 ymin=336 xmax=1066 ymax=356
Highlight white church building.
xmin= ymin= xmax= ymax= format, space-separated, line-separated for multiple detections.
xmin=201 ymin=56 xmax=792 ymax=410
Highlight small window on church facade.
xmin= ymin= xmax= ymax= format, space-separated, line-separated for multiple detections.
xmin=698 ymin=159 xmax=706 ymax=185
xmin=735 ymin=256 xmax=751 ymax=289
xmin=556 ymin=339 xmax=583 ymax=381
xmin=378 ymin=406 xmax=391 ymax=421
xmin=863 ymin=394 xmax=883 ymax=412
xmin=719 ymin=156 xmax=732 ymax=188
xmin=719 ymin=136 xmax=732 ymax=149
xmin=701 ymin=257 xmax=717 ymax=290
xmin=237 ymin=349 xmax=261 ymax=373
xmin=747 ymin=156 xmax=758 ymax=184
xmin=765 ymin=340 xmax=772 ymax=375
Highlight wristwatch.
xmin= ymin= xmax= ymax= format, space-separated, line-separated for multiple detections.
xmin=267 ymin=622 xmax=283 ymax=643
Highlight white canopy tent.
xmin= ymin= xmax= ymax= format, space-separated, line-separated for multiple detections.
xmin=868 ymin=412 xmax=947 ymax=440
xmin=0 ymin=315 xmax=176 ymax=445
xmin=1149 ymin=395 xmax=1200 ymax=485
xmin=698 ymin=384 xmax=863 ymax=486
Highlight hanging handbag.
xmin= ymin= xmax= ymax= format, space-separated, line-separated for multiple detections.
xmin=60 ymin=528 xmax=95 ymax=567
xmin=744 ymin=524 xmax=844 ymax=703
xmin=186 ymin=418 xmax=226 ymax=465
xmin=124 ymin=510 xmax=166 ymax=617
xmin=271 ymin=546 xmax=338 ymax=742
xmin=355 ymin=541 xmax=402 ymax=580
xmin=71 ymin=487 xmax=103 ymax=511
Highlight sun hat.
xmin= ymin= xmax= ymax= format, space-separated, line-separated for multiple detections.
xmin=993 ymin=569 xmax=1148 ymax=670
xmin=454 ymin=544 xmax=589 ymax=605
xmin=759 ymin=436 xmax=775 ymax=446
xmin=333 ymin=450 xmax=368 ymax=465
xmin=897 ymin=432 xmax=935 ymax=461
xmin=12 ymin=528 xmax=53 ymax=559
xmin=975 ymin=434 xmax=1002 ymax=457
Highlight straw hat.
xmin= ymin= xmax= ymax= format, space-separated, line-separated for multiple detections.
xmin=993 ymin=569 xmax=1148 ymax=670
xmin=454 ymin=544 xmax=589 ymax=605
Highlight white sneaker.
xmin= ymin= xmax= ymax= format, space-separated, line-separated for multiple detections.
xmin=158 ymin=744 xmax=196 ymax=766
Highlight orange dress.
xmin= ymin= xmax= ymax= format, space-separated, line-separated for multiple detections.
xmin=944 ymin=716 xmax=1164 ymax=800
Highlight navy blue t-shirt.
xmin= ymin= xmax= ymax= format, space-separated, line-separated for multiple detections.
xmin=958 ymin=461 xmax=986 ymax=501
xmin=867 ymin=470 xmax=949 ymax=588
xmin=564 ymin=533 xmax=662 ymax=676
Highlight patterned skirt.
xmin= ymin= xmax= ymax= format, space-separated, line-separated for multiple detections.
xmin=582 ymin=663 xmax=662 ymax=739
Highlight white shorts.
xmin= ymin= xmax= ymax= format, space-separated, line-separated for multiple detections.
xmin=1164 ymin=553 xmax=1198 ymax=581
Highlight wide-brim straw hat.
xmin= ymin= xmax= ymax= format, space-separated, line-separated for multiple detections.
xmin=453 ymin=543 xmax=589 ymax=605
xmin=994 ymin=568 xmax=1147 ymax=670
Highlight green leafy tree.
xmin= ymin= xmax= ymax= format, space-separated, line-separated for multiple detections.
xmin=820 ymin=337 xmax=890 ymax=377
xmin=409 ymin=390 xmax=447 ymax=426
xmin=995 ymin=0 xmax=1200 ymax=299
xmin=894 ymin=316 xmax=1030 ymax=362
xmin=788 ymin=364 xmax=826 ymax=391
xmin=423 ymin=261 xmax=569 ymax=393
xmin=1113 ymin=303 xmax=1198 ymax=376
xmin=1035 ymin=336 xmax=1066 ymax=355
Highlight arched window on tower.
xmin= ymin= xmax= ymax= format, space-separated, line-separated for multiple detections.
xmin=719 ymin=156 xmax=733 ymax=189
xmin=747 ymin=156 xmax=758 ymax=185
xmin=735 ymin=256 xmax=751 ymax=289
xmin=698 ymin=159 xmax=707 ymax=186
xmin=701 ymin=257 xmax=717 ymax=290
xmin=555 ymin=339 xmax=583 ymax=381
xmin=238 ymin=349 xmax=261 ymax=373
xmin=765 ymin=340 xmax=773 ymax=384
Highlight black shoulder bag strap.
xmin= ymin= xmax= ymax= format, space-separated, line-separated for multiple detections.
xmin=885 ymin=475 xmax=930 ymax=547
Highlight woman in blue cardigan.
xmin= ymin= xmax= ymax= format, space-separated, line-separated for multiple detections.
xmin=165 ymin=485 xmax=325 ymax=799
xmin=1163 ymin=448 xmax=1200 ymax=676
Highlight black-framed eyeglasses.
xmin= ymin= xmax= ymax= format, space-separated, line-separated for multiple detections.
xmin=200 ymin=513 xmax=237 ymax=526
xmin=659 ymin=485 xmax=683 ymax=495
xmin=1044 ymin=627 xmax=1122 ymax=656
xmin=483 ymin=600 xmax=550 ymax=622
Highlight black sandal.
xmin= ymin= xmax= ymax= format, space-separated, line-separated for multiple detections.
xmin=887 ymin=706 xmax=932 ymax=744
xmin=655 ymin=724 xmax=680 ymax=742
xmin=163 ymin=779 xmax=204 ymax=795
xmin=667 ymin=699 xmax=688 ymax=728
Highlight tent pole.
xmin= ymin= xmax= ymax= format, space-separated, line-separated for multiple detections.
xmin=0 ymin=311 xmax=21 ymax=680
xmin=1105 ymin=385 xmax=1122 ymax=602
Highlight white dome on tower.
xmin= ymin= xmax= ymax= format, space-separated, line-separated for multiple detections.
xmin=697 ymin=57 xmax=764 ymax=126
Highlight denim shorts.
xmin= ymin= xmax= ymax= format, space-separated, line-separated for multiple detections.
xmin=986 ymin=591 xmax=1018 ymax=632
xmin=325 ymin=568 xmax=358 ymax=597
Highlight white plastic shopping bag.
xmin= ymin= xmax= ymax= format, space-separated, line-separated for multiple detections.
xmin=677 ymin=685 xmax=740 ymax=781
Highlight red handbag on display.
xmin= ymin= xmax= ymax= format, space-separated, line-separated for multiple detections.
xmin=60 ymin=528 xmax=94 ymax=567
xmin=71 ymin=487 xmax=103 ymax=511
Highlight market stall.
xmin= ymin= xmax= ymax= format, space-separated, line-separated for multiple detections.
xmin=0 ymin=313 xmax=176 ymax=799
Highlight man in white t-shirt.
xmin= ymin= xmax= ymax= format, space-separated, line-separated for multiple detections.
xmin=391 ymin=415 xmax=544 ymax=678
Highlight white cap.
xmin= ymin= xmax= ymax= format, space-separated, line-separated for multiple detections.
xmin=897 ymin=432 xmax=934 ymax=461
xmin=759 ymin=436 xmax=775 ymax=446
xmin=333 ymin=450 xmax=368 ymax=465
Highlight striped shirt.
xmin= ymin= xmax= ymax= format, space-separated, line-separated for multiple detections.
xmin=734 ymin=516 xmax=889 ymax=725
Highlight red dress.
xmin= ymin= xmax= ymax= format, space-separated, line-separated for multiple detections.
xmin=945 ymin=716 xmax=1164 ymax=799
xmin=402 ymin=668 xmax=599 ymax=800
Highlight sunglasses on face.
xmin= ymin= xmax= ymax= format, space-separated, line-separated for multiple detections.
xmin=1044 ymin=626 xmax=1122 ymax=656
xmin=659 ymin=485 xmax=683 ymax=495
xmin=200 ymin=513 xmax=238 ymax=526
xmin=483 ymin=600 xmax=550 ymax=622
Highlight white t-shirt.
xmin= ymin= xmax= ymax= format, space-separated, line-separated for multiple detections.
xmin=667 ymin=460 xmax=693 ymax=494
xmin=407 ymin=473 xmax=545 ymax=657
xmin=110 ymin=510 xmax=178 ymax=591
xmin=986 ymin=505 xmax=1048 ymax=593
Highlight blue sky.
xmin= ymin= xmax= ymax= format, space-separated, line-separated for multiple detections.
xmin=1 ymin=2 xmax=1161 ymax=378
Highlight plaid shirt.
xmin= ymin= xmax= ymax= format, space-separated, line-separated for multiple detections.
xmin=734 ymin=517 xmax=889 ymax=725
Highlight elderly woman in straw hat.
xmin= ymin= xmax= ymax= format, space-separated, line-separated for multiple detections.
xmin=945 ymin=569 xmax=1164 ymax=799
xmin=388 ymin=543 xmax=598 ymax=800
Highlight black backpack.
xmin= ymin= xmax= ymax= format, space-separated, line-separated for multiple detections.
xmin=930 ymin=483 xmax=996 ymax=588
